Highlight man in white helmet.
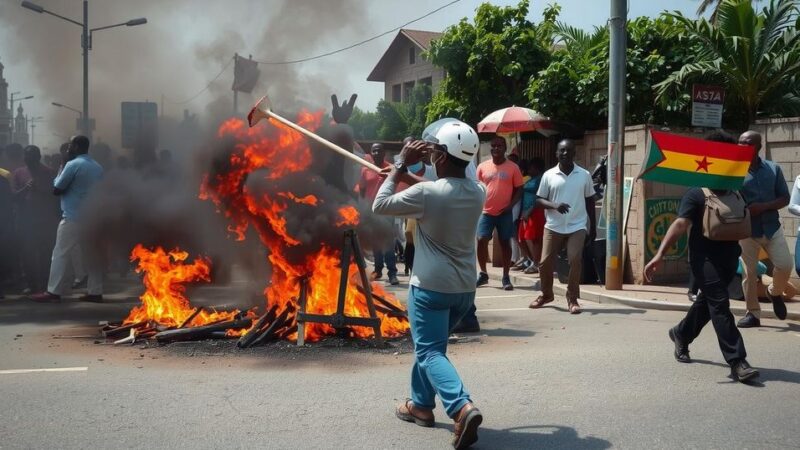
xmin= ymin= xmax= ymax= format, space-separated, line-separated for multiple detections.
xmin=373 ymin=119 xmax=485 ymax=449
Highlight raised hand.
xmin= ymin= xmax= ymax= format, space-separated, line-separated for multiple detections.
xmin=331 ymin=93 xmax=358 ymax=124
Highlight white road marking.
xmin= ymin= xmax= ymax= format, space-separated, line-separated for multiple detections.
xmin=0 ymin=367 xmax=88 ymax=375
xmin=477 ymin=308 xmax=532 ymax=312
xmin=476 ymin=294 xmax=531 ymax=299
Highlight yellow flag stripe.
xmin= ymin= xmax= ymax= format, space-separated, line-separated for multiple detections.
xmin=658 ymin=150 xmax=749 ymax=177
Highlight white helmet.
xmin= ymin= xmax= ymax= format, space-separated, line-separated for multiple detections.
xmin=421 ymin=118 xmax=479 ymax=162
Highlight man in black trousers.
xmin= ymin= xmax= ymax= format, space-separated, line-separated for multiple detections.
xmin=644 ymin=130 xmax=758 ymax=383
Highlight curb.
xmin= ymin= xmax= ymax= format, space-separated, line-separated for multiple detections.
xmin=487 ymin=271 xmax=800 ymax=322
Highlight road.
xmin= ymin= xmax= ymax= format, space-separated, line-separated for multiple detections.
xmin=1 ymin=275 xmax=799 ymax=449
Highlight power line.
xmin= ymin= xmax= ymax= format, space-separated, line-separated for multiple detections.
xmin=164 ymin=56 xmax=234 ymax=105
xmin=253 ymin=0 xmax=462 ymax=65
xmin=164 ymin=0 xmax=462 ymax=105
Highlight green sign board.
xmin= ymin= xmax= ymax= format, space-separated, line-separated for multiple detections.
xmin=644 ymin=198 xmax=688 ymax=261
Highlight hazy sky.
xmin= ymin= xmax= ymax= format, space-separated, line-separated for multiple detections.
xmin=0 ymin=0 xmax=706 ymax=150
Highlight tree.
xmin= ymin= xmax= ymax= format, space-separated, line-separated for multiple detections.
xmin=655 ymin=0 xmax=800 ymax=129
xmin=425 ymin=0 xmax=555 ymax=126
xmin=696 ymin=0 xmax=764 ymax=22
xmin=375 ymin=84 xmax=432 ymax=140
xmin=527 ymin=16 xmax=695 ymax=129
xmin=348 ymin=107 xmax=380 ymax=140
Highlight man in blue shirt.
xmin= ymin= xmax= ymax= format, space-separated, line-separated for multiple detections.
xmin=737 ymin=131 xmax=791 ymax=328
xmin=30 ymin=136 xmax=104 ymax=302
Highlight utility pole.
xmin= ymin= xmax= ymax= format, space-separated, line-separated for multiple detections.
xmin=605 ymin=0 xmax=627 ymax=290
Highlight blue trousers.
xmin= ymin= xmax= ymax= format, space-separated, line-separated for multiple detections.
xmin=407 ymin=285 xmax=474 ymax=418
xmin=373 ymin=247 xmax=397 ymax=278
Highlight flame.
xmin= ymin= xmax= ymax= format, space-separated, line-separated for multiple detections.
xmin=336 ymin=206 xmax=360 ymax=227
xmin=124 ymin=245 xmax=245 ymax=331
xmin=200 ymin=113 xmax=409 ymax=342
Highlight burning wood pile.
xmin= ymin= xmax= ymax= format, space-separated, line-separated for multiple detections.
xmin=101 ymin=105 xmax=411 ymax=347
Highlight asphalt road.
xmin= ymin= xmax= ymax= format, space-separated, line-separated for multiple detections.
xmin=1 ymin=275 xmax=799 ymax=449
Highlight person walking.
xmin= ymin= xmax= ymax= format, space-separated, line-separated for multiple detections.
xmin=518 ymin=158 xmax=546 ymax=275
xmin=737 ymin=130 xmax=791 ymax=328
xmin=475 ymin=136 xmax=524 ymax=291
xmin=644 ymin=129 xmax=758 ymax=383
xmin=529 ymin=139 xmax=596 ymax=314
xmin=30 ymin=136 xmax=104 ymax=303
xmin=788 ymin=174 xmax=800 ymax=276
xmin=358 ymin=143 xmax=399 ymax=285
xmin=373 ymin=119 xmax=485 ymax=449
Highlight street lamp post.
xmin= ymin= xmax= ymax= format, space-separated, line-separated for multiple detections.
xmin=52 ymin=102 xmax=82 ymax=133
xmin=21 ymin=0 xmax=146 ymax=140
xmin=29 ymin=116 xmax=44 ymax=145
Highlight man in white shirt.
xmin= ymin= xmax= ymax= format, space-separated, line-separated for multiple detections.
xmin=529 ymin=139 xmax=596 ymax=314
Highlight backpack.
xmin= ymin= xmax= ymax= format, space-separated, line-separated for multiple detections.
xmin=701 ymin=188 xmax=751 ymax=241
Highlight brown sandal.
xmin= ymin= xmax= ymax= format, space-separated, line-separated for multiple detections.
xmin=529 ymin=295 xmax=553 ymax=309
xmin=568 ymin=302 xmax=582 ymax=314
xmin=395 ymin=399 xmax=435 ymax=427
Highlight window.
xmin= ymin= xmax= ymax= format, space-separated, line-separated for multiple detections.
xmin=417 ymin=77 xmax=433 ymax=102
xmin=392 ymin=84 xmax=402 ymax=102
xmin=403 ymin=81 xmax=415 ymax=103
xmin=409 ymin=47 xmax=416 ymax=65
xmin=418 ymin=77 xmax=432 ymax=87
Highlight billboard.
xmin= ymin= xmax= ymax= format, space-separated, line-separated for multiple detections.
xmin=121 ymin=101 xmax=158 ymax=149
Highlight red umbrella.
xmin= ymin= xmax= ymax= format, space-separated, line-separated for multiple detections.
xmin=477 ymin=106 xmax=559 ymax=136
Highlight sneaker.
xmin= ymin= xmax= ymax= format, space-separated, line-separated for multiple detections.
xmin=476 ymin=272 xmax=489 ymax=287
xmin=502 ymin=276 xmax=513 ymax=291
xmin=737 ymin=312 xmax=761 ymax=328
xmin=29 ymin=291 xmax=61 ymax=303
xmin=731 ymin=359 xmax=759 ymax=383
xmin=668 ymin=326 xmax=691 ymax=363
xmin=523 ymin=264 xmax=539 ymax=274
xmin=388 ymin=275 xmax=400 ymax=286
xmin=767 ymin=292 xmax=787 ymax=320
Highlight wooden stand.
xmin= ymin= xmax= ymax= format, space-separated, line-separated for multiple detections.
xmin=296 ymin=229 xmax=384 ymax=347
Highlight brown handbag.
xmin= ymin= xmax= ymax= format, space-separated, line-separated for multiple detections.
xmin=701 ymin=188 xmax=751 ymax=241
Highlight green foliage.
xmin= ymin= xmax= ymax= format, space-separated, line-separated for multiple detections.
xmin=425 ymin=0 xmax=553 ymax=126
xmin=349 ymin=107 xmax=380 ymax=140
xmin=655 ymin=0 xmax=800 ymax=129
xmin=527 ymin=16 xmax=694 ymax=129
xmin=376 ymin=84 xmax=432 ymax=140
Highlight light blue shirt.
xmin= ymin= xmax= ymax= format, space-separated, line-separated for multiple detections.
xmin=53 ymin=154 xmax=104 ymax=221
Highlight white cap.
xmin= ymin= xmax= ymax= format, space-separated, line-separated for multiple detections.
xmin=421 ymin=118 xmax=479 ymax=162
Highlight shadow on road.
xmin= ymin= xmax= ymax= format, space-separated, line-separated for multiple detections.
xmin=479 ymin=327 xmax=536 ymax=337
xmin=692 ymin=359 xmax=800 ymax=386
xmin=438 ymin=424 xmax=611 ymax=450
xmin=546 ymin=306 xmax=647 ymax=316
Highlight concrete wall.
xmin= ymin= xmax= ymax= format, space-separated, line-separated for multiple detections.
xmin=381 ymin=46 xmax=445 ymax=102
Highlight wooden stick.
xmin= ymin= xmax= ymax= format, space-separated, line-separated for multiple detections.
xmin=237 ymin=304 xmax=279 ymax=348
xmin=178 ymin=307 xmax=203 ymax=329
xmin=154 ymin=318 xmax=253 ymax=343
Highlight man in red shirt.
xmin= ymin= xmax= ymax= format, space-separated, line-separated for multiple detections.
xmin=358 ymin=143 xmax=399 ymax=285
xmin=476 ymin=137 xmax=523 ymax=291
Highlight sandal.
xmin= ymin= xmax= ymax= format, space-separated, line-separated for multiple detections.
xmin=395 ymin=399 xmax=435 ymax=427
xmin=529 ymin=295 xmax=553 ymax=309
xmin=568 ymin=302 xmax=582 ymax=314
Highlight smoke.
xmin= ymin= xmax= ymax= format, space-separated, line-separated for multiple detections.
xmin=0 ymin=0 xmax=374 ymax=151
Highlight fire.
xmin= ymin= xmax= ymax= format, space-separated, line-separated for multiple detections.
xmin=336 ymin=206 xmax=360 ymax=227
xmin=124 ymin=245 xmax=243 ymax=329
xmin=201 ymin=112 xmax=409 ymax=342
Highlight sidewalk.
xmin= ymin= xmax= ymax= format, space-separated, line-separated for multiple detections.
xmin=486 ymin=266 xmax=800 ymax=321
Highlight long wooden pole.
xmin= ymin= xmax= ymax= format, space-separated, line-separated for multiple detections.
xmin=264 ymin=109 xmax=383 ymax=173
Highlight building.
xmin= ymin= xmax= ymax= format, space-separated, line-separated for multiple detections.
xmin=0 ymin=60 xmax=10 ymax=146
xmin=367 ymin=29 xmax=445 ymax=103
xmin=13 ymin=103 xmax=29 ymax=146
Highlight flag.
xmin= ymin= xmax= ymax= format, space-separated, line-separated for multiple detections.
xmin=639 ymin=130 xmax=753 ymax=190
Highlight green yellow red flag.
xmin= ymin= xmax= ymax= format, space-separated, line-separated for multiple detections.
xmin=639 ymin=130 xmax=753 ymax=190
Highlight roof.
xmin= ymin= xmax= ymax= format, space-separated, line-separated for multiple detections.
xmin=367 ymin=29 xmax=442 ymax=82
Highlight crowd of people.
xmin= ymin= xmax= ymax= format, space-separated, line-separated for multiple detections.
xmin=0 ymin=136 xmax=175 ymax=301
xmin=370 ymin=118 xmax=799 ymax=448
